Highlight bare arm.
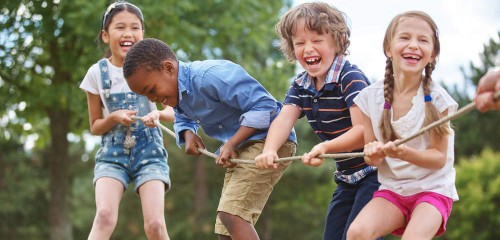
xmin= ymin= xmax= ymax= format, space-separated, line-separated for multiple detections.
xmin=302 ymin=105 xmax=365 ymax=166
xmin=255 ymin=105 xmax=301 ymax=169
xmin=382 ymin=110 xmax=450 ymax=170
xmin=475 ymin=68 xmax=500 ymax=112
xmin=218 ymin=125 xmax=256 ymax=167
xmin=86 ymin=92 xmax=136 ymax=135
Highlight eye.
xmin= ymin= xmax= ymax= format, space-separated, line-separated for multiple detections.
xmin=294 ymin=41 xmax=304 ymax=47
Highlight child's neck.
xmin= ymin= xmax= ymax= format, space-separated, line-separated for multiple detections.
xmin=108 ymin=56 xmax=124 ymax=67
xmin=393 ymin=73 xmax=421 ymax=95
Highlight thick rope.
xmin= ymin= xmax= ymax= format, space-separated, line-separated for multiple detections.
xmin=134 ymin=90 xmax=499 ymax=164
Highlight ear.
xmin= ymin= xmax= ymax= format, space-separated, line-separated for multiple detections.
xmin=385 ymin=48 xmax=392 ymax=59
xmin=162 ymin=60 xmax=175 ymax=74
xmin=101 ymin=30 xmax=109 ymax=44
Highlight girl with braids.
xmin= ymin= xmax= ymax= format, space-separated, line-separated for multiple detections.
xmin=80 ymin=1 xmax=173 ymax=239
xmin=347 ymin=11 xmax=458 ymax=239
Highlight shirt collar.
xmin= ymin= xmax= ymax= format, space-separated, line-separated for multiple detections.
xmin=177 ymin=61 xmax=189 ymax=101
xmin=294 ymin=55 xmax=347 ymax=89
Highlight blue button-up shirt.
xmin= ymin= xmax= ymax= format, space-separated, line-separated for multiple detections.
xmin=173 ymin=60 xmax=296 ymax=150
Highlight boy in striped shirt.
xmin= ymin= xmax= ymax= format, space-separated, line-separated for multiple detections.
xmin=255 ymin=2 xmax=380 ymax=240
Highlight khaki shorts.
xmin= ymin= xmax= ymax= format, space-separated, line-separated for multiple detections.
xmin=214 ymin=140 xmax=296 ymax=236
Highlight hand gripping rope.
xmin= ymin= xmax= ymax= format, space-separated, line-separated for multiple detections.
xmin=136 ymin=90 xmax=499 ymax=165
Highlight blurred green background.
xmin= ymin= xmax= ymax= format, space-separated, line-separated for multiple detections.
xmin=0 ymin=0 xmax=499 ymax=239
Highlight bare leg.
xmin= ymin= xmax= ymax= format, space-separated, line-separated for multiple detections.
xmin=347 ymin=197 xmax=405 ymax=240
xmin=88 ymin=177 xmax=124 ymax=240
xmin=139 ymin=180 xmax=169 ymax=240
xmin=402 ymin=202 xmax=442 ymax=240
xmin=218 ymin=212 xmax=259 ymax=240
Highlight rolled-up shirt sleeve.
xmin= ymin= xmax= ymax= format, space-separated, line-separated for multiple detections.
xmin=239 ymin=110 xmax=271 ymax=129
xmin=173 ymin=112 xmax=199 ymax=146
xmin=203 ymin=62 xmax=278 ymax=130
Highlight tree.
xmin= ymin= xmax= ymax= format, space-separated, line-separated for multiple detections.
xmin=1 ymin=0 xmax=295 ymax=239
xmin=447 ymin=32 xmax=500 ymax=159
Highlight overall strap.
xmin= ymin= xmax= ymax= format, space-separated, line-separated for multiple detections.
xmin=98 ymin=59 xmax=111 ymax=98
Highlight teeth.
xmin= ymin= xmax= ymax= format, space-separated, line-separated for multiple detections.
xmin=403 ymin=54 xmax=420 ymax=59
xmin=121 ymin=42 xmax=133 ymax=46
xmin=306 ymin=57 xmax=319 ymax=63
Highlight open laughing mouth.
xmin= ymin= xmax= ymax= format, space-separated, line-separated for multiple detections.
xmin=305 ymin=57 xmax=321 ymax=65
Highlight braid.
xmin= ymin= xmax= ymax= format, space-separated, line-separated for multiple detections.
xmin=422 ymin=63 xmax=451 ymax=139
xmin=380 ymin=58 xmax=399 ymax=142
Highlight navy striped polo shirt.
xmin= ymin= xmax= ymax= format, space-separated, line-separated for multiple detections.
xmin=284 ymin=57 xmax=372 ymax=176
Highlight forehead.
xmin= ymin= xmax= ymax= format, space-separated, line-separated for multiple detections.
xmin=395 ymin=17 xmax=433 ymax=35
xmin=126 ymin=67 xmax=151 ymax=92
xmin=108 ymin=10 xmax=142 ymax=24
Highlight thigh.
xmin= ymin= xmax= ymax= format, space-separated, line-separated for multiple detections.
xmin=403 ymin=202 xmax=442 ymax=239
xmin=139 ymin=180 xmax=166 ymax=222
xmin=217 ymin=141 xmax=288 ymax=223
xmin=351 ymin=197 xmax=405 ymax=238
xmin=94 ymin=177 xmax=124 ymax=213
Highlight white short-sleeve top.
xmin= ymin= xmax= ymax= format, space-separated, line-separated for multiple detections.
xmin=354 ymin=80 xmax=459 ymax=201
xmin=79 ymin=58 xmax=157 ymax=117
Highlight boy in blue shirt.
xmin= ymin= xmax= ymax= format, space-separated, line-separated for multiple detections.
xmin=123 ymin=38 xmax=297 ymax=240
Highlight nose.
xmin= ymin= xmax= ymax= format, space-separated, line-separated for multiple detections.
xmin=304 ymin=41 xmax=314 ymax=52
xmin=408 ymin=39 xmax=419 ymax=50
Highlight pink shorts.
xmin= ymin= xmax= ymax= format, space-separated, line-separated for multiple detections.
xmin=373 ymin=189 xmax=453 ymax=237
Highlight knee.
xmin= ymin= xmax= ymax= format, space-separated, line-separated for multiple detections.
xmin=218 ymin=212 xmax=236 ymax=230
xmin=346 ymin=222 xmax=368 ymax=240
xmin=144 ymin=219 xmax=166 ymax=236
xmin=94 ymin=208 xmax=117 ymax=228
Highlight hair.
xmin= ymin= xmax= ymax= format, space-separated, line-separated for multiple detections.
xmin=96 ymin=1 xmax=145 ymax=58
xmin=123 ymin=38 xmax=178 ymax=79
xmin=276 ymin=2 xmax=351 ymax=62
xmin=380 ymin=10 xmax=450 ymax=142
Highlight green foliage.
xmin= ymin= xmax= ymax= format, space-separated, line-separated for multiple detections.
xmin=445 ymin=149 xmax=500 ymax=240
xmin=447 ymin=32 xmax=500 ymax=159
xmin=1 ymin=0 xmax=499 ymax=239
xmin=0 ymin=140 xmax=49 ymax=239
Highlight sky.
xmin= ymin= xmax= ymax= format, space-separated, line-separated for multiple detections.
xmin=293 ymin=0 xmax=500 ymax=87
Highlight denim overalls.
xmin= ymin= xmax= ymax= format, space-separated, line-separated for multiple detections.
xmin=93 ymin=59 xmax=171 ymax=193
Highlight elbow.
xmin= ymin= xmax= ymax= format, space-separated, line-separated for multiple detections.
xmin=430 ymin=154 xmax=447 ymax=170
xmin=433 ymin=159 xmax=447 ymax=170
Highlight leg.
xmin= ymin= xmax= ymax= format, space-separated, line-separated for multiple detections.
xmin=323 ymin=183 xmax=356 ymax=240
xmin=347 ymin=197 xmax=405 ymax=240
xmin=138 ymin=180 xmax=169 ymax=240
xmin=343 ymin=172 xmax=380 ymax=240
xmin=218 ymin=212 xmax=259 ymax=240
xmin=88 ymin=177 xmax=124 ymax=240
xmin=215 ymin=140 xmax=295 ymax=240
xmin=401 ymin=202 xmax=442 ymax=240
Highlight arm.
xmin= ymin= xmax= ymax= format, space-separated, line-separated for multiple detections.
xmin=159 ymin=105 xmax=175 ymax=122
xmin=86 ymin=92 xmax=136 ymax=135
xmin=361 ymin=111 xmax=386 ymax=166
xmin=302 ymin=105 xmax=365 ymax=166
xmin=217 ymin=125 xmax=257 ymax=168
xmin=475 ymin=68 xmax=500 ymax=112
xmin=141 ymin=106 xmax=175 ymax=128
xmin=255 ymin=105 xmax=301 ymax=169
xmin=382 ymin=110 xmax=450 ymax=170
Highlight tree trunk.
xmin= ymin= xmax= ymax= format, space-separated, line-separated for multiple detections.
xmin=48 ymin=109 xmax=73 ymax=240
